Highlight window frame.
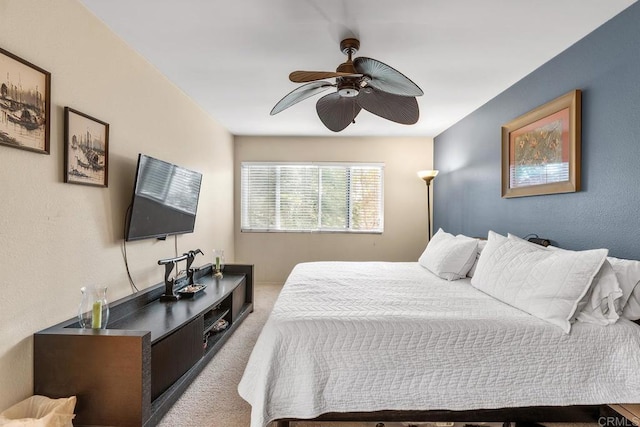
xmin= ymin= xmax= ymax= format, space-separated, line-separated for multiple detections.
xmin=240 ymin=161 xmax=384 ymax=234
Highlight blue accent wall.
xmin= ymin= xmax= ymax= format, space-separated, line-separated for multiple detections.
xmin=433 ymin=2 xmax=640 ymax=259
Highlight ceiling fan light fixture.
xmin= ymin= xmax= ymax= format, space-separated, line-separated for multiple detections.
xmin=338 ymin=87 xmax=359 ymax=98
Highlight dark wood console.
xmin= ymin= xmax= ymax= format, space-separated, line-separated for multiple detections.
xmin=33 ymin=263 xmax=253 ymax=427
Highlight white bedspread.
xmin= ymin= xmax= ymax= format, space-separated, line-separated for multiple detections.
xmin=238 ymin=262 xmax=640 ymax=427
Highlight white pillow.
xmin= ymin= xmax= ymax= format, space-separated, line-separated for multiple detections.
xmin=471 ymin=231 xmax=608 ymax=333
xmin=467 ymin=239 xmax=487 ymax=278
xmin=506 ymin=234 xmax=623 ymax=326
xmin=574 ymin=259 xmax=622 ymax=325
xmin=418 ymin=228 xmax=478 ymax=281
xmin=607 ymin=256 xmax=640 ymax=320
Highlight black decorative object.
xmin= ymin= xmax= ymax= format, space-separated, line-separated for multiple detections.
xmin=157 ymin=249 xmax=203 ymax=302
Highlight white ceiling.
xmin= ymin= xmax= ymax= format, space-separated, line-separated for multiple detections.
xmin=79 ymin=0 xmax=635 ymax=138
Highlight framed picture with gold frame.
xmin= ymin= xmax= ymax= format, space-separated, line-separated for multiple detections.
xmin=501 ymin=89 xmax=581 ymax=198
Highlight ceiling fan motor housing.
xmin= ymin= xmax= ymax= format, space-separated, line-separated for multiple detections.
xmin=337 ymin=39 xmax=364 ymax=97
xmin=337 ymin=77 xmax=360 ymax=98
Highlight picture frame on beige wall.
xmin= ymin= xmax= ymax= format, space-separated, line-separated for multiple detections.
xmin=64 ymin=107 xmax=109 ymax=187
xmin=0 ymin=46 xmax=51 ymax=154
xmin=501 ymin=89 xmax=581 ymax=198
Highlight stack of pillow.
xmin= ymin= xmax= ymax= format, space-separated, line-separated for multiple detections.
xmin=418 ymin=228 xmax=640 ymax=333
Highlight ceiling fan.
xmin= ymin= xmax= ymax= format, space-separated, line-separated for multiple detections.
xmin=270 ymin=38 xmax=424 ymax=132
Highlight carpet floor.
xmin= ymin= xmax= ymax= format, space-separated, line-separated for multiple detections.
xmin=157 ymin=283 xmax=598 ymax=427
xmin=157 ymin=283 xmax=281 ymax=427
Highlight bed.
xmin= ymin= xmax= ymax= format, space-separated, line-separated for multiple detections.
xmin=238 ymin=233 xmax=640 ymax=427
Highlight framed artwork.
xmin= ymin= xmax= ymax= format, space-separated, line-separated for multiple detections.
xmin=0 ymin=46 xmax=51 ymax=154
xmin=501 ymin=89 xmax=581 ymax=198
xmin=64 ymin=107 xmax=109 ymax=187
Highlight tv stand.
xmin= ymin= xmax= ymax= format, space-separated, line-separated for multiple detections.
xmin=33 ymin=264 xmax=253 ymax=427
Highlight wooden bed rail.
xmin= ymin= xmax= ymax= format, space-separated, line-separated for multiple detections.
xmin=272 ymin=405 xmax=602 ymax=426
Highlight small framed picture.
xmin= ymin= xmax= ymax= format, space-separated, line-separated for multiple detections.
xmin=64 ymin=107 xmax=109 ymax=187
xmin=0 ymin=46 xmax=51 ymax=154
xmin=501 ymin=90 xmax=581 ymax=198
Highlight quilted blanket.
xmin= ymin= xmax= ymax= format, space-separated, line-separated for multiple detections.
xmin=238 ymin=262 xmax=640 ymax=427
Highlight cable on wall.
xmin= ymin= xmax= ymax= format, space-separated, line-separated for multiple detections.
xmin=122 ymin=204 xmax=140 ymax=293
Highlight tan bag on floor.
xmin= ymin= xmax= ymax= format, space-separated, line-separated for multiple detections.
xmin=0 ymin=395 xmax=76 ymax=427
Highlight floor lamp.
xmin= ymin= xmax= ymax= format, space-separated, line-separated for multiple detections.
xmin=417 ymin=170 xmax=439 ymax=240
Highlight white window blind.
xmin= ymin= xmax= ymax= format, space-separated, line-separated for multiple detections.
xmin=241 ymin=162 xmax=384 ymax=233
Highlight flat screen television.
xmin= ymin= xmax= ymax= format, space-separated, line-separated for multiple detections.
xmin=125 ymin=154 xmax=203 ymax=241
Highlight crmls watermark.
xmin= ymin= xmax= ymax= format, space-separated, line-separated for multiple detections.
xmin=598 ymin=416 xmax=640 ymax=427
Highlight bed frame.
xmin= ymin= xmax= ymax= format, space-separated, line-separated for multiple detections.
xmin=273 ymin=405 xmax=602 ymax=426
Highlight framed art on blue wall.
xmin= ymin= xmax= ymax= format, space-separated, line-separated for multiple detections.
xmin=501 ymin=89 xmax=581 ymax=198
xmin=0 ymin=46 xmax=51 ymax=154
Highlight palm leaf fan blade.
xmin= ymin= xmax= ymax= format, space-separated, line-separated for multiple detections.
xmin=354 ymin=57 xmax=423 ymax=97
xmin=270 ymin=81 xmax=334 ymax=115
xmin=289 ymin=71 xmax=361 ymax=83
xmin=316 ymin=92 xmax=361 ymax=132
xmin=357 ymin=88 xmax=419 ymax=124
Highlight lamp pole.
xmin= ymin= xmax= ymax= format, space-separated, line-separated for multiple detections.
xmin=425 ymin=180 xmax=433 ymax=240
xmin=417 ymin=170 xmax=438 ymax=240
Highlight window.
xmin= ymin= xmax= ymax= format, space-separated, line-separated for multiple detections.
xmin=241 ymin=162 xmax=384 ymax=233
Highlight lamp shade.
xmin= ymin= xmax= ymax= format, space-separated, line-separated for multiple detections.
xmin=417 ymin=170 xmax=439 ymax=184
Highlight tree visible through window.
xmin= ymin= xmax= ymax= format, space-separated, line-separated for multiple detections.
xmin=241 ymin=162 xmax=384 ymax=233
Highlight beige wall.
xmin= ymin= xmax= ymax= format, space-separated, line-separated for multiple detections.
xmin=0 ymin=0 xmax=234 ymax=409
xmin=234 ymin=136 xmax=434 ymax=285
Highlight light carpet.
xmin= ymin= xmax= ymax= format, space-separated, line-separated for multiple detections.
xmin=157 ymin=283 xmax=598 ymax=427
